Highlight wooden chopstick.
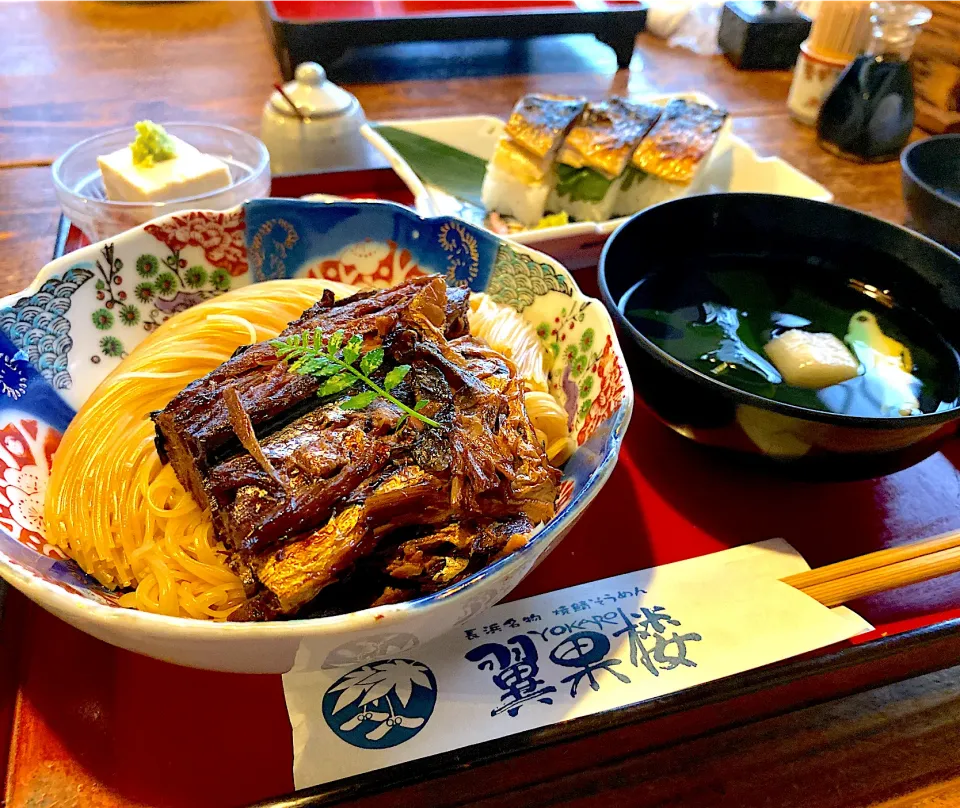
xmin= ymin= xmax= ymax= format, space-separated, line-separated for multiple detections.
xmin=795 ymin=546 xmax=960 ymax=608
xmin=781 ymin=528 xmax=960 ymax=608
xmin=783 ymin=528 xmax=960 ymax=589
xmin=0 ymin=158 xmax=54 ymax=170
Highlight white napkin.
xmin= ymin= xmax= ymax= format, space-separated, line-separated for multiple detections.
xmin=284 ymin=539 xmax=872 ymax=790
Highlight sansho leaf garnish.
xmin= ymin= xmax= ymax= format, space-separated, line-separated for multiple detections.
xmin=274 ymin=328 xmax=440 ymax=428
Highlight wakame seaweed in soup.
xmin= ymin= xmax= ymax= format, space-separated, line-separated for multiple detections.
xmin=620 ymin=259 xmax=960 ymax=418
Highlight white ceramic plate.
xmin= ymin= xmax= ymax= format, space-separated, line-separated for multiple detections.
xmin=363 ymin=92 xmax=833 ymax=269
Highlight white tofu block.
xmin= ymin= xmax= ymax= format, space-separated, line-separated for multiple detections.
xmin=97 ymin=136 xmax=232 ymax=203
xmin=764 ymin=329 xmax=860 ymax=389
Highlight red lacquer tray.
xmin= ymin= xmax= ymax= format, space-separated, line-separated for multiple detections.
xmin=5 ymin=168 xmax=960 ymax=808
xmin=262 ymin=0 xmax=648 ymax=78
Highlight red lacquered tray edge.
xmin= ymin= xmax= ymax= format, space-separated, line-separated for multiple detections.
xmin=260 ymin=1 xmax=648 ymax=79
xmin=38 ymin=167 xmax=960 ymax=808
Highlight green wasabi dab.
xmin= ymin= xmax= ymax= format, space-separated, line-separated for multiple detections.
xmin=130 ymin=121 xmax=177 ymax=168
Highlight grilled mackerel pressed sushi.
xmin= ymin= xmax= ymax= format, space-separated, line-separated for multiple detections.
xmin=614 ymin=99 xmax=729 ymax=217
xmin=505 ymin=94 xmax=588 ymax=161
xmin=481 ymin=94 xmax=585 ymax=227
xmin=547 ymin=98 xmax=661 ymax=223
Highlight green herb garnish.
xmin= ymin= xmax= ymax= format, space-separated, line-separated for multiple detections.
xmin=274 ymin=329 xmax=440 ymax=428
xmin=555 ymin=164 xmax=614 ymax=204
xmin=619 ymin=165 xmax=647 ymax=193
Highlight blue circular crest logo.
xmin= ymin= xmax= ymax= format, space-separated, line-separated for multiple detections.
xmin=322 ymin=659 xmax=437 ymax=749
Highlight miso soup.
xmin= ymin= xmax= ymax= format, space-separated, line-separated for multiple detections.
xmin=620 ymin=258 xmax=960 ymax=417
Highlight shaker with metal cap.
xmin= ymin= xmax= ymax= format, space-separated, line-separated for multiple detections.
xmin=261 ymin=61 xmax=371 ymax=174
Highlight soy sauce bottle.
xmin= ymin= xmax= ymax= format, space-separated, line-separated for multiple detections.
xmin=817 ymin=2 xmax=931 ymax=163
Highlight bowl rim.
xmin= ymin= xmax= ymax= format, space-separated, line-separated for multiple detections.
xmin=50 ymin=121 xmax=271 ymax=209
xmin=599 ymin=192 xmax=960 ymax=431
xmin=0 ymin=198 xmax=634 ymax=638
xmin=901 ymin=134 xmax=960 ymax=212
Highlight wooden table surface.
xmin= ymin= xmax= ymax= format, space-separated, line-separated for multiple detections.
xmin=1 ymin=3 xmax=958 ymax=808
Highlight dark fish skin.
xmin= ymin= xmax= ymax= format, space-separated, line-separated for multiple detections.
xmin=610 ymin=97 xmax=663 ymax=139
xmin=152 ymin=277 xmax=469 ymax=512
xmin=632 ymin=98 xmax=728 ymax=184
xmin=227 ymin=430 xmax=391 ymax=553
xmin=506 ymin=94 xmax=587 ymax=159
xmin=402 ymin=361 xmax=456 ymax=474
xmin=559 ymin=98 xmax=663 ymax=179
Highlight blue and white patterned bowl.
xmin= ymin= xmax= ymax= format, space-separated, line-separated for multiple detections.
xmin=0 ymin=200 xmax=632 ymax=673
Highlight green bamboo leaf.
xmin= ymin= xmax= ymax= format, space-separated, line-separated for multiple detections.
xmin=414 ymin=399 xmax=429 ymax=412
xmin=383 ymin=364 xmax=411 ymax=392
xmin=360 ymin=347 xmax=384 ymax=375
xmin=341 ymin=390 xmax=378 ymax=410
xmin=327 ymin=330 xmax=345 ymax=357
xmin=343 ymin=334 xmax=363 ymax=366
xmin=373 ymin=126 xmax=487 ymax=209
xmin=320 ymin=372 xmax=355 ymax=397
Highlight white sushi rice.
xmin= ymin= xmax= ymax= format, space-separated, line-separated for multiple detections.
xmin=612 ymin=171 xmax=688 ymax=217
xmin=480 ymin=163 xmax=551 ymax=228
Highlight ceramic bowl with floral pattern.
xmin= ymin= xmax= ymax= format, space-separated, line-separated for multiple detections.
xmin=0 ymin=200 xmax=631 ymax=673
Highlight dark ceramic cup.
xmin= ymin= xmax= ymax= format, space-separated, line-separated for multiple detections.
xmin=599 ymin=193 xmax=960 ymax=479
xmin=902 ymin=134 xmax=960 ymax=255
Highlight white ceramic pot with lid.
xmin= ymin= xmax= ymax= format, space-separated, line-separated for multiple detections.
xmin=261 ymin=62 xmax=370 ymax=174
